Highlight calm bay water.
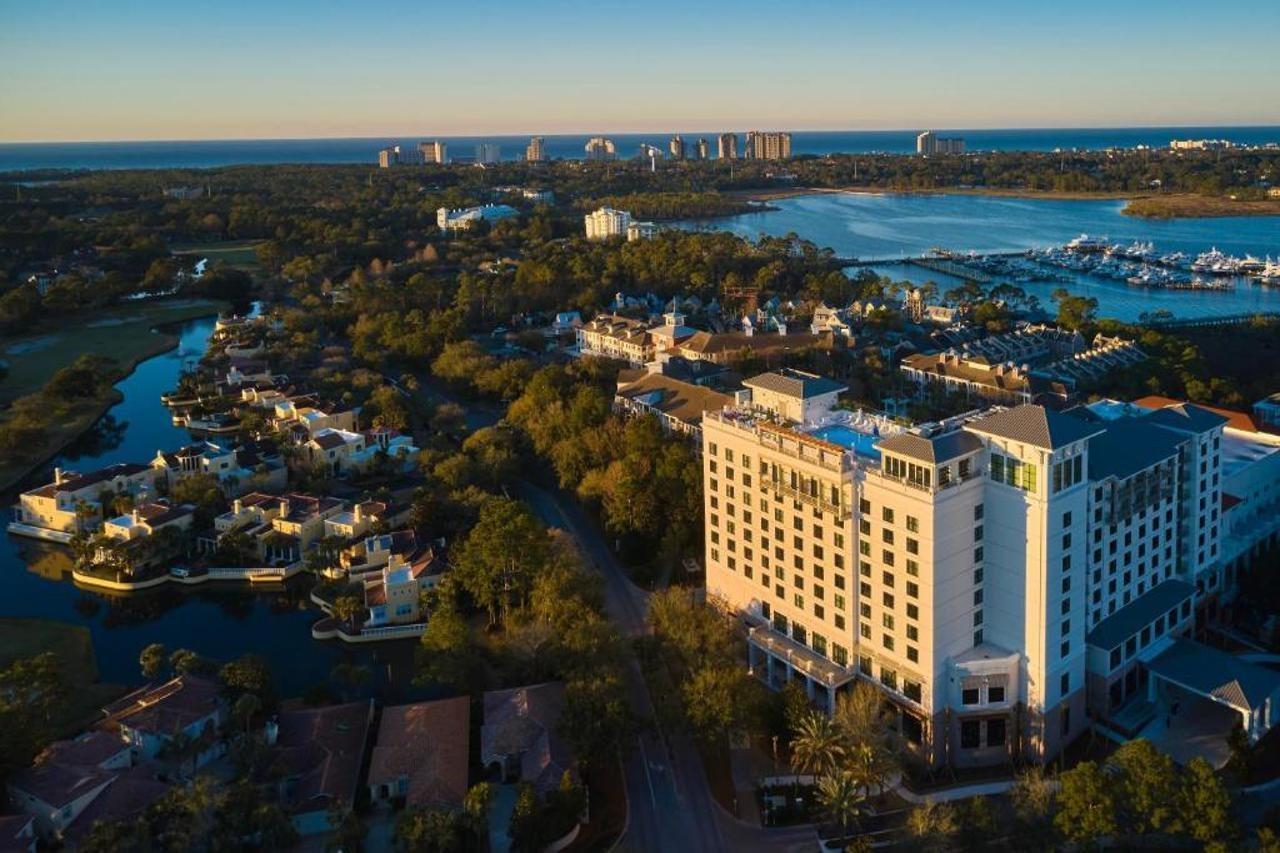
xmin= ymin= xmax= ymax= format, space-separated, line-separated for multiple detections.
xmin=2 ymin=126 xmax=1278 ymax=171
xmin=1 ymin=315 xmax=415 ymax=697
xmin=688 ymin=192 xmax=1280 ymax=322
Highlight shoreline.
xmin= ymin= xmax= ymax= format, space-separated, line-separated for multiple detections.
xmin=736 ymin=186 xmax=1280 ymax=219
xmin=0 ymin=305 xmax=225 ymax=495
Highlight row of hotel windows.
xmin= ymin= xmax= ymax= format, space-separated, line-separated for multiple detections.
xmin=1106 ymin=598 xmax=1193 ymax=673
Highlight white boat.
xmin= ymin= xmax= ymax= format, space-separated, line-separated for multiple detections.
xmin=1066 ymin=234 xmax=1109 ymax=252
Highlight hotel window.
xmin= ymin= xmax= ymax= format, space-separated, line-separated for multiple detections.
xmin=815 ymin=584 xmax=825 ymax=600
xmin=880 ymin=668 xmax=897 ymax=690
xmin=906 ymin=538 xmax=919 ymax=555
xmin=882 ymin=550 xmax=895 ymax=566
xmin=974 ymin=547 xmax=984 ymax=564
xmin=906 ymin=559 xmax=919 ymax=576
xmin=859 ymin=519 xmax=871 ymax=535
xmin=907 ymin=581 xmax=919 ymax=599
xmin=882 ymin=613 xmax=895 ymax=630
xmin=1060 ymin=672 xmax=1070 ymax=697
xmin=860 ymin=623 xmax=872 ymax=639
xmin=906 ymin=515 xmax=919 ymax=533
xmin=835 ymin=574 xmax=846 ymax=590
xmin=904 ymin=680 xmax=922 ymax=703
xmin=860 ymin=582 xmax=872 ymax=597
xmin=973 ymin=610 xmax=983 ymax=627
xmin=907 ymin=646 xmax=918 ymax=663
xmin=962 ymin=686 xmax=980 ymax=705
xmin=860 ymin=603 xmax=872 ymax=618
xmin=974 ymin=526 xmax=983 ymax=542
xmin=833 ymin=644 xmax=849 ymax=666
xmin=974 ymin=504 xmax=984 ymax=521
xmin=907 ymin=603 xmax=919 ymax=619
xmin=973 ymin=629 xmax=983 ymax=646
xmin=973 ymin=589 xmax=983 ymax=606
xmin=883 ymin=592 xmax=895 ymax=608
xmin=859 ymin=541 xmax=871 ymax=556
xmin=834 ymin=614 xmax=845 ymax=630
xmin=906 ymin=624 xmax=918 ymax=641
xmin=812 ymin=634 xmax=827 ymax=656
xmin=882 ymin=529 xmax=894 ymax=545
xmin=776 ymin=585 xmax=784 ymax=599
xmin=882 ymin=507 xmax=895 ymax=524
xmin=860 ymin=498 xmax=871 ymax=514
xmin=860 ymin=561 xmax=871 ymax=577
xmin=859 ymin=655 xmax=873 ymax=675
xmin=883 ymin=571 xmax=895 ymax=588
xmin=709 ymin=443 xmax=717 ymax=457
xmin=835 ymin=594 xmax=846 ymax=611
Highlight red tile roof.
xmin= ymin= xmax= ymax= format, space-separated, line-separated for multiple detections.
xmin=368 ymin=697 xmax=469 ymax=809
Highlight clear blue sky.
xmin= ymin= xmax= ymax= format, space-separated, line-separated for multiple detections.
xmin=1 ymin=0 xmax=1278 ymax=142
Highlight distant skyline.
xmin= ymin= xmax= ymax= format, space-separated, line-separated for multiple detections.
xmin=2 ymin=0 xmax=1278 ymax=143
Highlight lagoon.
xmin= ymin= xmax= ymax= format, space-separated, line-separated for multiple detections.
xmin=0 ymin=314 xmax=415 ymax=697
xmin=687 ymin=192 xmax=1280 ymax=321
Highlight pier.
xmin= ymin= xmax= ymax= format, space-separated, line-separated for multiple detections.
xmin=1141 ymin=312 xmax=1280 ymax=329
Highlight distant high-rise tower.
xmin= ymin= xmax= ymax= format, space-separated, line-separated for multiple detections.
xmin=696 ymin=138 xmax=710 ymax=160
xmin=717 ymin=132 xmax=738 ymax=160
xmin=669 ymin=135 xmax=685 ymax=160
xmin=745 ymin=131 xmax=792 ymax=160
xmin=418 ymin=140 xmax=447 ymax=164
xmin=526 ymin=136 xmax=547 ymax=163
xmin=476 ymin=143 xmax=502 ymax=165
xmin=585 ymin=136 xmax=618 ymax=161
xmin=917 ymin=131 xmax=965 ymax=155
xmin=377 ymin=146 xmax=399 ymax=168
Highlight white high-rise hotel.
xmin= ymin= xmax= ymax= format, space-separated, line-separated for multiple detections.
xmin=704 ymin=370 xmax=1280 ymax=767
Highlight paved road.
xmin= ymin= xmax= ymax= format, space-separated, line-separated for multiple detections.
xmin=419 ymin=376 xmax=818 ymax=852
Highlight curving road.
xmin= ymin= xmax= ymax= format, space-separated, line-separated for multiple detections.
xmin=417 ymin=377 xmax=818 ymax=851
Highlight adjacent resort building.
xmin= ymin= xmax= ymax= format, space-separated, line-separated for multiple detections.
xmin=702 ymin=370 xmax=1280 ymax=768
xmin=583 ymin=206 xmax=656 ymax=242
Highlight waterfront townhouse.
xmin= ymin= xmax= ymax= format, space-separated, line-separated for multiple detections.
xmin=300 ymin=428 xmax=418 ymax=478
xmin=363 ymin=550 xmax=444 ymax=627
xmin=340 ymin=529 xmax=422 ymax=575
xmin=13 ymin=463 xmax=158 ymax=539
xmin=93 ymin=501 xmax=197 ymax=572
xmin=271 ymin=398 xmax=361 ymax=436
xmin=704 ymin=379 xmax=1280 ymax=768
xmin=211 ymin=492 xmax=344 ymax=563
xmin=151 ymin=441 xmax=274 ymax=495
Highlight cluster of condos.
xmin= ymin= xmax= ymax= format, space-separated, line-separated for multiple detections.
xmin=701 ymin=368 xmax=1280 ymax=767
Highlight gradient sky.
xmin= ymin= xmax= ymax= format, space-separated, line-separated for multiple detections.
xmin=2 ymin=0 xmax=1278 ymax=143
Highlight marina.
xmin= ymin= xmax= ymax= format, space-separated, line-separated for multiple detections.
xmin=687 ymin=191 xmax=1280 ymax=321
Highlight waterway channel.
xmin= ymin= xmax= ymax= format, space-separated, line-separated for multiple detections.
xmin=0 ymin=312 xmax=418 ymax=698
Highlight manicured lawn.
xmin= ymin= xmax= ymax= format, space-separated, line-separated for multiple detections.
xmin=171 ymin=239 xmax=264 ymax=273
xmin=0 ymin=617 xmax=128 ymax=734
xmin=0 ymin=298 xmax=227 ymax=404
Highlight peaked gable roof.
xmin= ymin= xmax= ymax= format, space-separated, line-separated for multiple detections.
xmin=967 ymin=404 xmax=1102 ymax=450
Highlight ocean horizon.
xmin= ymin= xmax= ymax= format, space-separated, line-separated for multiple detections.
xmin=2 ymin=126 xmax=1279 ymax=172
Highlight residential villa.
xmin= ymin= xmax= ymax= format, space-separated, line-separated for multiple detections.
xmin=481 ymin=682 xmax=574 ymax=793
xmin=92 ymin=501 xmax=196 ymax=571
xmin=323 ymin=499 xmax=409 ymax=543
xmin=104 ymin=676 xmax=227 ymax=770
xmin=368 ymin=697 xmax=470 ymax=808
xmin=12 ymin=464 xmax=158 ymax=539
xmin=100 ymin=502 xmax=195 ymax=543
xmin=268 ymin=701 xmax=375 ymax=836
xmin=6 ymin=732 xmax=134 ymax=839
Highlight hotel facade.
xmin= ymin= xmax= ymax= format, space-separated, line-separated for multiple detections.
xmin=703 ymin=372 xmax=1280 ymax=767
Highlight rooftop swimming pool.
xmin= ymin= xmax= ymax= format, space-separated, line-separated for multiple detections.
xmin=809 ymin=424 xmax=883 ymax=460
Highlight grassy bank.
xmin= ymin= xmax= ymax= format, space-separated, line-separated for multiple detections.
xmin=0 ymin=298 xmax=228 ymax=491
xmin=1122 ymin=193 xmax=1280 ymax=219
xmin=0 ymin=617 xmax=128 ymax=735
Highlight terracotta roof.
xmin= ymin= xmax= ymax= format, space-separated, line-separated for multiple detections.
xmin=273 ymin=701 xmax=374 ymax=814
xmin=1134 ymin=395 xmax=1253 ymax=432
xmin=108 ymin=675 xmax=223 ymax=737
xmin=61 ymin=767 xmax=170 ymax=848
xmin=38 ymin=732 xmax=129 ymax=769
xmin=481 ymin=682 xmax=572 ymax=794
xmin=368 ymin=697 xmax=470 ymax=809
xmin=7 ymin=762 xmax=113 ymax=810
xmin=966 ymin=404 xmax=1103 ymax=450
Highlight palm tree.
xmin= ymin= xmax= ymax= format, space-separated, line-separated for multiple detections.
xmin=817 ymin=770 xmax=867 ymax=839
xmin=790 ymin=710 xmax=846 ymax=778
